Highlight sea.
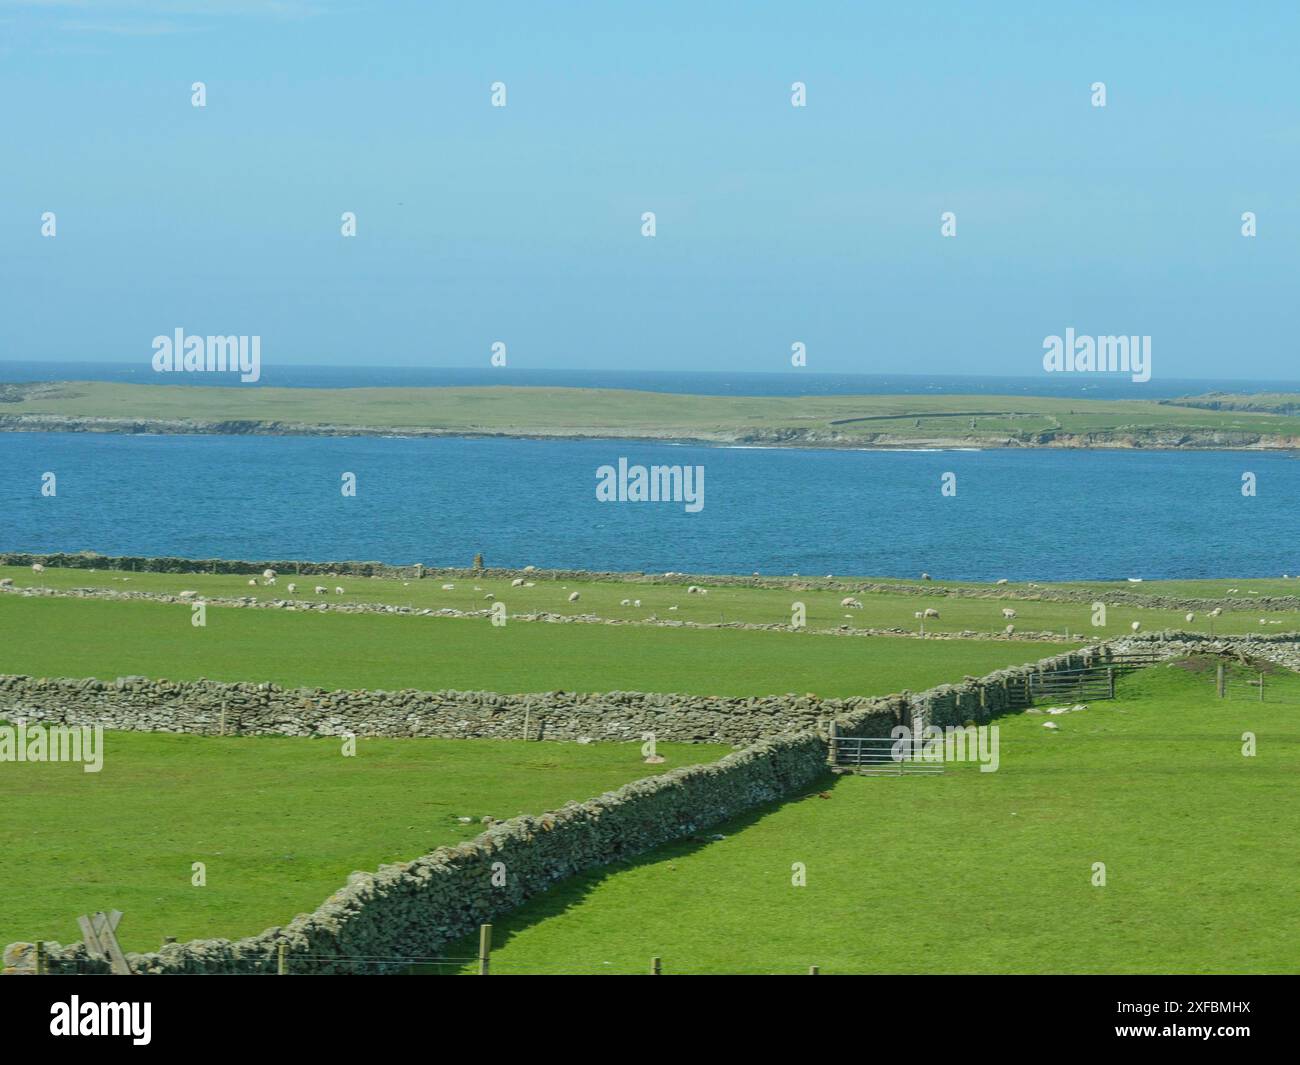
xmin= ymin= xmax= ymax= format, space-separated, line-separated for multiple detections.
xmin=2 ymin=363 xmax=1296 ymax=580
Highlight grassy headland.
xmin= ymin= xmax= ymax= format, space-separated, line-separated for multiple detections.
xmin=5 ymin=381 xmax=1300 ymax=449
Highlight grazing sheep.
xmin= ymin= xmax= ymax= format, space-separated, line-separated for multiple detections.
xmin=315 ymin=585 xmax=327 ymax=595
xmin=1130 ymin=621 xmax=1141 ymax=632
xmin=0 ymin=578 xmax=13 ymax=588
xmin=839 ymin=596 xmax=862 ymax=609
xmin=511 ymin=578 xmax=525 ymax=587
xmin=334 ymin=586 xmax=345 ymax=595
xmin=687 ymin=585 xmax=700 ymax=594
xmin=287 ymin=583 xmax=296 ymax=593
xmin=923 ymin=608 xmax=940 ymax=619
xmin=995 ymin=578 xmax=1009 ymax=585
xmin=669 ymin=605 xmax=679 ymax=611
xmin=484 ymin=593 xmax=494 ymax=600
xmin=1005 ymin=624 xmax=1015 ymax=635
xmin=634 ymin=599 xmax=641 ymax=607
xmin=441 ymin=583 xmax=455 ymax=591
xmin=920 ymin=572 xmax=931 ymax=581
xmin=32 ymin=563 xmax=44 ymax=575
xmin=1001 ymin=608 xmax=1017 ymax=619
xmin=1208 ymin=607 xmax=1222 ymax=617
xmin=914 ymin=611 xmax=924 ymax=619
xmin=262 ymin=569 xmax=276 ymax=584
xmin=1185 ymin=612 xmax=1195 ymax=623
xmin=178 ymin=590 xmax=198 ymax=599
xmin=621 ymin=598 xmax=631 ymax=606
xmin=568 ymin=591 xmax=581 ymax=602
xmin=247 ymin=579 xmax=258 ymax=587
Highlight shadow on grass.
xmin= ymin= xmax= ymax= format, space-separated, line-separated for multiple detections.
xmin=422 ymin=770 xmax=842 ymax=975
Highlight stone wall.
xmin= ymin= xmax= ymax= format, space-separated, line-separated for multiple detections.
xmin=7 ymin=730 xmax=831 ymax=975
xmin=0 ymin=672 xmax=872 ymax=745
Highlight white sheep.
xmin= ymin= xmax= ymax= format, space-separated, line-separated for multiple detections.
xmin=1131 ymin=621 xmax=1141 ymax=632
xmin=31 ymin=563 xmax=44 ymax=575
xmin=511 ymin=578 xmax=525 ymax=587
xmin=1185 ymin=612 xmax=1195 ymax=623
xmin=1001 ymin=608 xmax=1017 ymax=619
xmin=247 ymin=578 xmax=258 ymax=587
xmin=995 ymin=578 xmax=1009 ymax=585
xmin=484 ymin=593 xmax=494 ymax=600
xmin=568 ymin=591 xmax=581 ymax=602
xmin=923 ymin=608 xmax=940 ymax=619
xmin=634 ymin=599 xmax=641 ymax=607
xmin=0 ymin=578 xmax=12 ymax=588
xmin=315 ymin=585 xmax=327 ymax=595
xmin=441 ymin=583 xmax=455 ymax=591
xmin=287 ymin=583 xmax=297 ymax=593
xmin=621 ymin=598 xmax=631 ymax=606
xmin=1208 ymin=607 xmax=1222 ymax=617
xmin=1005 ymin=624 xmax=1015 ymax=635
xmin=840 ymin=596 xmax=862 ymax=609
xmin=262 ymin=569 xmax=276 ymax=584
xmin=334 ymin=586 xmax=345 ymax=595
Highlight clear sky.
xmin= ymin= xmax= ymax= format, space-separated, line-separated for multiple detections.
xmin=1 ymin=1 xmax=1296 ymax=380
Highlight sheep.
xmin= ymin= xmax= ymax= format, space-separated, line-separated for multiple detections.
xmin=1130 ymin=621 xmax=1141 ymax=632
xmin=511 ymin=578 xmax=525 ymax=587
xmin=262 ymin=569 xmax=276 ymax=585
xmin=1005 ymin=624 xmax=1015 ymax=635
xmin=315 ymin=585 xmax=327 ymax=595
xmin=524 ymin=582 xmax=535 ymax=588
xmin=334 ymin=586 xmax=345 ymax=595
xmin=287 ymin=583 xmax=297 ymax=593
xmin=839 ymin=596 xmax=862 ymax=609
xmin=1001 ymin=608 xmax=1017 ymax=619
xmin=441 ymin=583 xmax=455 ymax=591
xmin=32 ymin=563 xmax=45 ymax=575
xmin=0 ymin=577 xmax=12 ymax=588
xmin=1208 ymin=607 xmax=1222 ymax=617
xmin=923 ymin=608 xmax=940 ymax=619
xmin=484 ymin=593 xmax=494 ymax=600
xmin=634 ymin=599 xmax=641 ymax=607
xmin=1185 ymin=612 xmax=1195 ymax=623
xmin=621 ymin=599 xmax=631 ymax=606
xmin=687 ymin=585 xmax=701 ymax=594
xmin=920 ymin=572 xmax=931 ymax=581
xmin=178 ymin=590 xmax=199 ymax=599
xmin=995 ymin=578 xmax=1009 ymax=585
xmin=568 ymin=591 xmax=581 ymax=602
xmin=248 ymin=579 xmax=258 ymax=587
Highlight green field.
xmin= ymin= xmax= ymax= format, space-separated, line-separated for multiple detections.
xmin=5 ymin=564 xmax=1296 ymax=638
xmin=0 ymin=594 xmax=1073 ymax=698
xmin=449 ymin=661 xmax=1300 ymax=974
xmin=0 ymin=732 xmax=729 ymax=952
xmin=6 ymin=380 xmax=1300 ymax=447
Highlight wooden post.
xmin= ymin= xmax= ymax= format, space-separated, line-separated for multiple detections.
xmin=650 ymin=956 xmax=662 ymax=975
xmin=1217 ymin=663 xmax=1226 ymax=698
xmin=34 ymin=940 xmax=46 ymax=975
xmin=478 ymin=924 xmax=492 ymax=975
xmin=827 ymin=720 xmax=838 ymax=766
xmin=219 ymin=702 xmax=226 ymax=737
xmin=1259 ymin=672 xmax=1264 ymax=702
xmin=277 ymin=942 xmax=287 ymax=975
xmin=522 ymin=707 xmax=531 ymax=742
xmin=808 ymin=964 xmax=819 ymax=975
xmin=1108 ymin=667 xmax=1115 ymax=698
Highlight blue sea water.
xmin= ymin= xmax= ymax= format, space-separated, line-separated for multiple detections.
xmin=1 ymin=432 xmax=1295 ymax=581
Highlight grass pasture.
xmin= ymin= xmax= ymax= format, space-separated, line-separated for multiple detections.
xmin=448 ymin=661 xmax=1300 ymax=974
xmin=0 ymin=594 xmax=1074 ymax=698
xmin=4 ymin=564 xmax=1296 ymax=638
xmin=0 ymin=732 xmax=730 ymax=953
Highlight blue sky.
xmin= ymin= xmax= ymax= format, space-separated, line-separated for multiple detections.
xmin=1 ymin=1 xmax=1296 ymax=379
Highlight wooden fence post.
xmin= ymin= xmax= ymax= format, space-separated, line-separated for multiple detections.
xmin=1217 ymin=663 xmax=1226 ymax=699
xmin=277 ymin=942 xmax=287 ymax=975
xmin=1259 ymin=672 xmax=1264 ymax=702
xmin=808 ymin=965 xmax=819 ymax=975
xmin=827 ymin=720 xmax=838 ymax=766
xmin=35 ymin=941 xmax=46 ymax=975
xmin=650 ymin=956 xmax=662 ymax=975
xmin=478 ymin=924 xmax=492 ymax=975
xmin=1108 ymin=667 xmax=1115 ymax=698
